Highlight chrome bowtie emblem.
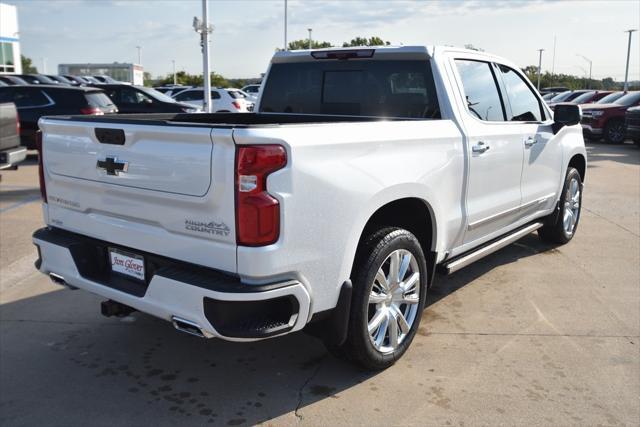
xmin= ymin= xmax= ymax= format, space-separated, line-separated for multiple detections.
xmin=97 ymin=156 xmax=128 ymax=176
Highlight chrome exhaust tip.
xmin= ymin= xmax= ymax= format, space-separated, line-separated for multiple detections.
xmin=49 ymin=273 xmax=77 ymax=290
xmin=171 ymin=316 xmax=205 ymax=338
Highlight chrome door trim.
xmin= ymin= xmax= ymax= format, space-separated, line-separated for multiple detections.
xmin=467 ymin=193 xmax=555 ymax=231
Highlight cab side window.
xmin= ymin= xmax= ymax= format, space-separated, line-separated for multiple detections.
xmin=175 ymin=90 xmax=202 ymax=102
xmin=455 ymin=59 xmax=505 ymax=122
xmin=497 ymin=64 xmax=544 ymax=122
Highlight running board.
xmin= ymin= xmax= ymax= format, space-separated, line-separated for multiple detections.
xmin=441 ymin=222 xmax=544 ymax=275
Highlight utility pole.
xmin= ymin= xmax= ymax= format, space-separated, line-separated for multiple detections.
xmin=136 ymin=46 xmax=141 ymax=64
xmin=308 ymin=28 xmax=313 ymax=49
xmin=551 ymin=36 xmax=557 ymax=76
xmin=623 ymin=29 xmax=637 ymax=92
xmin=193 ymin=0 xmax=213 ymax=112
xmin=576 ymin=54 xmax=592 ymax=89
xmin=172 ymin=60 xmax=176 ymax=85
xmin=284 ymin=0 xmax=288 ymax=50
xmin=537 ymin=49 xmax=544 ymax=90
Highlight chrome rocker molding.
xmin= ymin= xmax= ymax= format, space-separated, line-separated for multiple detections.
xmin=441 ymin=222 xmax=544 ymax=274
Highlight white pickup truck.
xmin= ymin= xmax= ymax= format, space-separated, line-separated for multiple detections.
xmin=33 ymin=46 xmax=586 ymax=369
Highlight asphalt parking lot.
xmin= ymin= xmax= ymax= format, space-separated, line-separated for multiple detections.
xmin=1 ymin=142 xmax=638 ymax=426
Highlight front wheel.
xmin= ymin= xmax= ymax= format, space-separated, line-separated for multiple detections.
xmin=604 ymin=120 xmax=625 ymax=144
xmin=328 ymin=227 xmax=428 ymax=370
xmin=539 ymin=167 xmax=583 ymax=244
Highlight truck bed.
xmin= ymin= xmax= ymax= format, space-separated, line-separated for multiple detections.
xmin=42 ymin=112 xmax=423 ymax=128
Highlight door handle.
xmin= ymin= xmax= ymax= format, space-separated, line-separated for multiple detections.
xmin=524 ymin=136 xmax=538 ymax=147
xmin=472 ymin=141 xmax=490 ymax=154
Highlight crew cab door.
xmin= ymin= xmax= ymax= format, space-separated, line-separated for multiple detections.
xmin=494 ymin=64 xmax=562 ymax=215
xmin=452 ymin=59 xmax=524 ymax=244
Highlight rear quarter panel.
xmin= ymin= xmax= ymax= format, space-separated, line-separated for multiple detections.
xmin=233 ymin=119 xmax=463 ymax=314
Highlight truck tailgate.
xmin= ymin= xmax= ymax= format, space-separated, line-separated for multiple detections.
xmin=39 ymin=118 xmax=238 ymax=273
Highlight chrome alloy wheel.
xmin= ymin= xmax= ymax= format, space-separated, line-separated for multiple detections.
xmin=367 ymin=249 xmax=420 ymax=354
xmin=563 ymin=177 xmax=581 ymax=235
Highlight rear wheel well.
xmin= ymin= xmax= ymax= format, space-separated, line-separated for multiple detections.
xmin=355 ymin=198 xmax=434 ymax=274
xmin=568 ymin=154 xmax=586 ymax=182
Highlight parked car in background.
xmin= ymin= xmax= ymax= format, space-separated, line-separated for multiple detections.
xmin=0 ymin=75 xmax=28 ymax=86
xmin=154 ymin=85 xmax=191 ymax=97
xmin=91 ymin=84 xmax=201 ymax=114
xmin=595 ymin=91 xmax=625 ymax=104
xmin=173 ymin=87 xmax=251 ymax=112
xmin=0 ymin=103 xmax=27 ymax=170
xmin=625 ymin=105 xmax=640 ymax=146
xmin=226 ymin=88 xmax=256 ymax=106
xmin=241 ymin=84 xmax=261 ymax=96
xmin=541 ymin=86 xmax=570 ymax=95
xmin=549 ymin=90 xmax=613 ymax=111
xmin=0 ymin=85 xmax=117 ymax=149
xmin=570 ymin=90 xmax=612 ymax=105
xmin=45 ymin=75 xmax=73 ymax=86
xmin=542 ymin=92 xmax=559 ymax=101
xmin=62 ymin=75 xmax=90 ymax=86
xmin=92 ymin=75 xmax=119 ymax=84
xmin=15 ymin=74 xmax=58 ymax=85
xmin=581 ymin=91 xmax=640 ymax=143
xmin=547 ymin=90 xmax=592 ymax=108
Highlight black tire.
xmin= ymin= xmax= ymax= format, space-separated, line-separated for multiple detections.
xmin=539 ymin=167 xmax=583 ymax=244
xmin=604 ymin=120 xmax=625 ymax=144
xmin=327 ymin=227 xmax=428 ymax=370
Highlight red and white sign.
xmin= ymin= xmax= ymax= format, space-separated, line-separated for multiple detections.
xmin=109 ymin=248 xmax=145 ymax=281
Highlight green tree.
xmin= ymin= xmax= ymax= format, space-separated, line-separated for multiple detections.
xmin=155 ymin=71 xmax=233 ymax=88
xmin=342 ymin=36 xmax=390 ymax=47
xmin=286 ymin=39 xmax=333 ymax=50
xmin=21 ymin=55 xmax=37 ymax=73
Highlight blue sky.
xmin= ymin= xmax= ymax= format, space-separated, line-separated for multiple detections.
xmin=9 ymin=0 xmax=640 ymax=80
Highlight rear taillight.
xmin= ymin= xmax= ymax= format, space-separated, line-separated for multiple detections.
xmin=80 ymin=107 xmax=104 ymax=115
xmin=36 ymin=131 xmax=47 ymax=203
xmin=232 ymin=101 xmax=242 ymax=110
xmin=235 ymin=145 xmax=287 ymax=246
xmin=15 ymin=111 xmax=20 ymax=134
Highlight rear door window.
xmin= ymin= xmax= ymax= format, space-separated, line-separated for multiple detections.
xmin=497 ymin=64 xmax=545 ymax=121
xmin=454 ymin=59 xmax=505 ymax=121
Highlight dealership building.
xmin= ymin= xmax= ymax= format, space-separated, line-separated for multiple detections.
xmin=0 ymin=3 xmax=22 ymax=74
xmin=58 ymin=63 xmax=144 ymax=85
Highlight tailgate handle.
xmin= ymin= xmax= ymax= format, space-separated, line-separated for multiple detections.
xmin=95 ymin=128 xmax=125 ymax=145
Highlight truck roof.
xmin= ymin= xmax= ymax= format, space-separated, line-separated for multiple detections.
xmin=272 ymin=45 xmax=516 ymax=68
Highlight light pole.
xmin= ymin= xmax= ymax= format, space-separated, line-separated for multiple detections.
xmin=537 ymin=49 xmax=544 ymax=90
xmin=193 ymin=0 xmax=213 ymax=112
xmin=308 ymin=28 xmax=313 ymax=49
xmin=136 ymin=46 xmax=141 ymax=64
xmin=284 ymin=0 xmax=288 ymax=50
xmin=623 ymin=29 xmax=637 ymax=92
xmin=172 ymin=60 xmax=176 ymax=85
xmin=576 ymin=54 xmax=592 ymax=89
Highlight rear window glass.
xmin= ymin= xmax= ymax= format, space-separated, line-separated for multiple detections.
xmin=260 ymin=60 xmax=440 ymax=119
xmin=227 ymin=90 xmax=243 ymax=99
xmin=85 ymin=92 xmax=115 ymax=107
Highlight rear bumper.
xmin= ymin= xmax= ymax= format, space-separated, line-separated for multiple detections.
xmin=0 ymin=146 xmax=27 ymax=170
xmin=32 ymin=227 xmax=311 ymax=341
